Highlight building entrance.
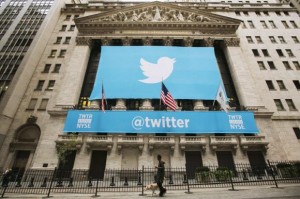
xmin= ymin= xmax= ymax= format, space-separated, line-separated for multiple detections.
xmin=12 ymin=150 xmax=30 ymax=171
xmin=89 ymin=150 xmax=107 ymax=180
xmin=185 ymin=151 xmax=203 ymax=179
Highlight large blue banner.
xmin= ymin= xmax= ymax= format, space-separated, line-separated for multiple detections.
xmin=63 ymin=111 xmax=259 ymax=134
xmin=89 ymin=46 xmax=224 ymax=100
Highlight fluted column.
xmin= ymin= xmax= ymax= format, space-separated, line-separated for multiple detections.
xmin=112 ymin=99 xmax=126 ymax=110
xmin=139 ymin=99 xmax=154 ymax=111
xmin=194 ymin=100 xmax=209 ymax=111
xmin=55 ymin=37 xmax=93 ymax=107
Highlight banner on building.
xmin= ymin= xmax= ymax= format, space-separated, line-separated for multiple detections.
xmin=63 ymin=110 xmax=259 ymax=134
xmin=89 ymin=46 xmax=225 ymax=100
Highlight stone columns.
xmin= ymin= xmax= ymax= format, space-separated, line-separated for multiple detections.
xmin=194 ymin=100 xmax=209 ymax=111
xmin=163 ymin=37 xmax=173 ymax=46
xmin=139 ymin=99 xmax=154 ymax=111
xmin=203 ymin=38 xmax=214 ymax=47
xmin=122 ymin=37 xmax=132 ymax=46
xmin=55 ymin=37 xmax=92 ymax=108
xmin=143 ymin=37 xmax=152 ymax=46
xmin=112 ymin=99 xmax=126 ymax=110
xmin=223 ymin=38 xmax=264 ymax=108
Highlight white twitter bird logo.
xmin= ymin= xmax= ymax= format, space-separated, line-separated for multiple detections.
xmin=139 ymin=57 xmax=176 ymax=84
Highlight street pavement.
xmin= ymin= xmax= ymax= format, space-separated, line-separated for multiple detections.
xmin=2 ymin=184 xmax=300 ymax=199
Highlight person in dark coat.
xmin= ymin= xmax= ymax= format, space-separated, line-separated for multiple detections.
xmin=156 ymin=154 xmax=166 ymax=197
xmin=2 ymin=168 xmax=12 ymax=187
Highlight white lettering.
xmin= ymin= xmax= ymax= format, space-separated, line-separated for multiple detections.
xmin=134 ymin=116 xmax=190 ymax=129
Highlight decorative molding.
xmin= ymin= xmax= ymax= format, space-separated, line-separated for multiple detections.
xmin=26 ymin=115 xmax=37 ymax=124
xmin=75 ymin=37 xmax=92 ymax=46
xmin=223 ymin=38 xmax=240 ymax=47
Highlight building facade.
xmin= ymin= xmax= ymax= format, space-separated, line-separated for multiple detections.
xmin=0 ymin=0 xmax=300 ymax=179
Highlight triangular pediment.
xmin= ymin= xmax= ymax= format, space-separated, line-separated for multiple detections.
xmin=75 ymin=1 xmax=241 ymax=36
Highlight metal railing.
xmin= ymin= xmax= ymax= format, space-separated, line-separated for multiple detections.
xmin=1 ymin=161 xmax=300 ymax=197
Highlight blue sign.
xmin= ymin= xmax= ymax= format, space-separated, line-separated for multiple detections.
xmin=63 ymin=111 xmax=259 ymax=134
xmin=89 ymin=46 xmax=224 ymax=100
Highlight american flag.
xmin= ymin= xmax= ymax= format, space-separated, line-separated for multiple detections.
xmin=161 ymin=82 xmax=177 ymax=111
xmin=101 ymin=84 xmax=106 ymax=112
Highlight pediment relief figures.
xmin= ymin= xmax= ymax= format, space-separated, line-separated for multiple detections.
xmin=90 ymin=6 xmax=222 ymax=23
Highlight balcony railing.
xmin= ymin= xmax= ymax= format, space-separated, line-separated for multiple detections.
xmin=117 ymin=135 xmax=144 ymax=152
xmin=149 ymin=136 xmax=175 ymax=151
xmin=240 ymin=135 xmax=269 ymax=151
xmin=210 ymin=136 xmax=238 ymax=151
xmin=179 ymin=136 xmax=207 ymax=151
xmin=86 ymin=135 xmax=113 ymax=150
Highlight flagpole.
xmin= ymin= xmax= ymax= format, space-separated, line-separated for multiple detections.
xmin=159 ymin=80 xmax=162 ymax=110
xmin=212 ymin=79 xmax=223 ymax=109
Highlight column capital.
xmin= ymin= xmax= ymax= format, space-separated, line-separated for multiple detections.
xmin=122 ymin=37 xmax=132 ymax=46
xmin=75 ymin=37 xmax=93 ymax=47
xmin=223 ymin=38 xmax=240 ymax=47
xmin=202 ymin=38 xmax=214 ymax=47
xmin=101 ymin=37 xmax=111 ymax=46
xmin=139 ymin=99 xmax=154 ymax=111
xmin=193 ymin=100 xmax=209 ymax=111
xmin=163 ymin=37 xmax=173 ymax=46
xmin=112 ymin=99 xmax=127 ymax=110
xmin=184 ymin=37 xmax=194 ymax=47
xmin=142 ymin=37 xmax=152 ymax=46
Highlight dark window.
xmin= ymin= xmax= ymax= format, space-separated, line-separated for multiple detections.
xmin=65 ymin=15 xmax=71 ymax=21
xmin=274 ymin=99 xmax=285 ymax=111
xmin=293 ymin=61 xmax=300 ymax=70
xmin=54 ymin=37 xmax=62 ymax=44
xmin=293 ymin=80 xmax=300 ymax=90
xmin=243 ymin=11 xmax=249 ymax=16
xmin=269 ymin=21 xmax=277 ymax=28
xmin=58 ymin=49 xmax=66 ymax=57
xmin=257 ymin=61 xmax=266 ymax=70
xmin=69 ymin=25 xmax=75 ymax=31
xmin=260 ymin=21 xmax=268 ymax=28
xmin=46 ymin=80 xmax=55 ymax=90
xmin=255 ymin=36 xmax=263 ymax=43
xmin=42 ymin=64 xmax=51 ymax=73
xmin=263 ymin=11 xmax=269 ymax=16
xmin=60 ymin=25 xmax=67 ymax=31
xmin=278 ymin=36 xmax=286 ymax=43
xmin=235 ymin=11 xmax=241 ymax=16
xmin=290 ymin=21 xmax=298 ymax=28
xmin=255 ymin=11 xmax=261 ymax=16
xmin=27 ymin=98 xmax=37 ymax=110
xmin=49 ymin=50 xmax=57 ymax=58
xmin=266 ymin=80 xmax=275 ymax=90
xmin=283 ymin=61 xmax=292 ymax=70
xmin=283 ymin=11 xmax=289 ymax=16
xmin=268 ymin=61 xmax=276 ymax=70
xmin=38 ymin=98 xmax=49 ymax=110
xmin=282 ymin=21 xmax=290 ymax=28
xmin=293 ymin=128 xmax=300 ymax=139
xmin=262 ymin=49 xmax=269 ymax=57
xmin=286 ymin=49 xmax=294 ymax=57
xmin=292 ymin=36 xmax=299 ymax=43
xmin=248 ymin=21 xmax=255 ymax=28
xmin=276 ymin=11 xmax=281 ymax=16
xmin=53 ymin=64 xmax=61 ymax=73
xmin=246 ymin=36 xmax=254 ymax=43
xmin=276 ymin=49 xmax=284 ymax=57
xmin=35 ymin=80 xmax=44 ymax=90
xmin=286 ymin=99 xmax=297 ymax=111
xmin=277 ymin=80 xmax=287 ymax=90
xmin=252 ymin=49 xmax=260 ymax=57
xmin=64 ymin=37 xmax=71 ymax=44
xmin=269 ymin=36 xmax=277 ymax=43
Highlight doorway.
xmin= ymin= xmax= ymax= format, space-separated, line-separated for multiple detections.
xmin=216 ymin=151 xmax=236 ymax=173
xmin=185 ymin=151 xmax=203 ymax=179
xmin=247 ymin=151 xmax=266 ymax=176
xmin=89 ymin=150 xmax=107 ymax=180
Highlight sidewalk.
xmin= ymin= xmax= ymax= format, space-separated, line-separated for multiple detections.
xmin=3 ymin=184 xmax=300 ymax=199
